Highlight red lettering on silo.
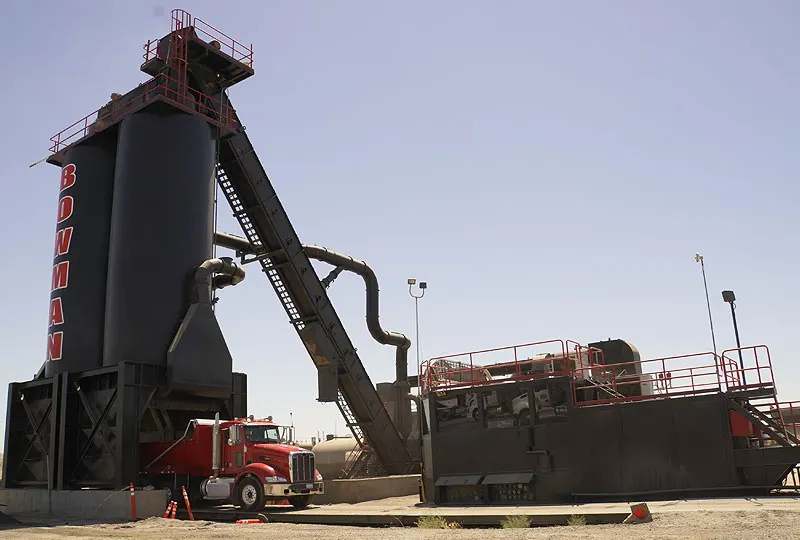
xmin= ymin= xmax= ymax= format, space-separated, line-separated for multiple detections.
xmin=52 ymin=261 xmax=70 ymax=291
xmin=49 ymin=297 xmax=64 ymax=326
xmin=60 ymin=164 xmax=76 ymax=191
xmin=47 ymin=332 xmax=64 ymax=361
xmin=54 ymin=227 xmax=73 ymax=257
xmin=57 ymin=196 xmax=74 ymax=223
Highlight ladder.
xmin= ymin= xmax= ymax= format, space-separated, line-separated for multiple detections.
xmin=336 ymin=389 xmax=365 ymax=446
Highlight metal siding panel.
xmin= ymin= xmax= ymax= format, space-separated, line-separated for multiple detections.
xmin=671 ymin=395 xmax=738 ymax=488
xmin=570 ymin=404 xmax=624 ymax=494
xmin=619 ymin=400 xmax=680 ymax=492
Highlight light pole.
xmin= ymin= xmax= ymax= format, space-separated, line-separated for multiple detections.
xmin=722 ymin=289 xmax=745 ymax=385
xmin=408 ymin=278 xmax=427 ymax=500
xmin=408 ymin=279 xmax=426 ymax=395
xmin=695 ymin=254 xmax=718 ymax=359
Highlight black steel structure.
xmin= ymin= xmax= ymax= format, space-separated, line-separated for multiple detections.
xmin=45 ymin=135 xmax=117 ymax=377
xmin=103 ymin=112 xmax=217 ymax=370
xmin=419 ymin=338 xmax=800 ymax=504
xmin=2 ymin=10 xmax=252 ymax=490
xmin=3 ymin=9 xmax=414 ymax=490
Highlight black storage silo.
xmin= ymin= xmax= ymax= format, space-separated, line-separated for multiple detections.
xmin=45 ymin=136 xmax=117 ymax=377
xmin=103 ymin=109 xmax=216 ymax=367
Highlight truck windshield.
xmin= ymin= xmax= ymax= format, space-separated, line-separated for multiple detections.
xmin=245 ymin=426 xmax=281 ymax=444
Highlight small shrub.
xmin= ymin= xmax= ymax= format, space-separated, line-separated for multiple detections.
xmin=417 ymin=515 xmax=461 ymax=529
xmin=566 ymin=514 xmax=587 ymax=526
xmin=501 ymin=515 xmax=531 ymax=529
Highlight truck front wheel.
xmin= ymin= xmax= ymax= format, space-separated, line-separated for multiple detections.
xmin=237 ymin=477 xmax=265 ymax=511
xmin=289 ymin=495 xmax=311 ymax=508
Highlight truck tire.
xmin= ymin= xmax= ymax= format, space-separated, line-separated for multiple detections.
xmin=237 ymin=477 xmax=265 ymax=511
xmin=289 ymin=495 xmax=311 ymax=508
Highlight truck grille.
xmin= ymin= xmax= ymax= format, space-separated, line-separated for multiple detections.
xmin=291 ymin=452 xmax=315 ymax=483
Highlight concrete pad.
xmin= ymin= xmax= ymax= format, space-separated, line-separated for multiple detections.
xmin=255 ymin=494 xmax=800 ymax=527
xmin=0 ymin=488 xmax=168 ymax=520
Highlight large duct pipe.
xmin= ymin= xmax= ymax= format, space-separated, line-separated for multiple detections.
xmin=214 ymin=232 xmax=413 ymax=441
xmin=213 ymin=232 xmax=411 ymax=383
xmin=193 ymin=256 xmax=246 ymax=304
xmin=303 ymin=245 xmax=411 ymax=383
xmin=214 ymin=231 xmax=251 ymax=253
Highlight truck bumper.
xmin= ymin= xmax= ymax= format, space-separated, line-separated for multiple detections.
xmin=264 ymin=481 xmax=324 ymax=497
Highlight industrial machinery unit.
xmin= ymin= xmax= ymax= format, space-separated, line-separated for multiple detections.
xmin=418 ymin=338 xmax=800 ymax=504
xmin=3 ymin=9 xmax=417 ymax=491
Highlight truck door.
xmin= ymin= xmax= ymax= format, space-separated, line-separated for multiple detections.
xmin=223 ymin=424 xmax=245 ymax=472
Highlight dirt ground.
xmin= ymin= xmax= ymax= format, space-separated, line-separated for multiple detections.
xmin=2 ymin=510 xmax=800 ymax=540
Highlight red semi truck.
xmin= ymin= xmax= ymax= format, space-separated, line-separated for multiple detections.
xmin=140 ymin=414 xmax=323 ymax=510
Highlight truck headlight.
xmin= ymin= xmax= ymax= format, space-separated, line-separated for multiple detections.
xmin=265 ymin=476 xmax=287 ymax=483
xmin=314 ymin=470 xmax=323 ymax=482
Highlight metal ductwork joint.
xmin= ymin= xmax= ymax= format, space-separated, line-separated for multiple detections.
xmin=166 ymin=257 xmax=244 ymax=398
xmin=193 ymin=257 xmax=246 ymax=304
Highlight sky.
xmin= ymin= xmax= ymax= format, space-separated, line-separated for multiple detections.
xmin=0 ymin=1 xmax=798 ymax=444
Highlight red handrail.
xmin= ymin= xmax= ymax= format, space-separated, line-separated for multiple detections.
xmin=721 ymin=345 xmax=774 ymax=391
xmin=420 ymin=339 xmax=600 ymax=393
xmin=573 ymin=351 xmax=724 ymax=406
xmin=419 ymin=339 xmax=780 ymax=412
xmin=49 ymin=73 xmax=237 ymax=153
xmin=759 ymin=400 xmax=800 ymax=442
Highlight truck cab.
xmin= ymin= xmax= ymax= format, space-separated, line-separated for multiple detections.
xmin=140 ymin=415 xmax=323 ymax=510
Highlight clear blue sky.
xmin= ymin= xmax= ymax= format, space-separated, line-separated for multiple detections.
xmin=0 ymin=1 xmax=797 ymax=442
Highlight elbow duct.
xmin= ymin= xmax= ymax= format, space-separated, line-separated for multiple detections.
xmin=212 ymin=232 xmax=411 ymax=383
xmin=194 ymin=256 xmax=246 ymax=304
xmin=302 ymin=245 xmax=412 ymax=384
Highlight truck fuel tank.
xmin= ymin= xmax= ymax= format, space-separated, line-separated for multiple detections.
xmin=201 ymin=476 xmax=235 ymax=500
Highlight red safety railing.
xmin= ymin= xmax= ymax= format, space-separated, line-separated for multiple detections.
xmin=49 ymin=73 xmax=237 ymax=153
xmin=573 ymin=351 xmax=727 ymax=406
xmin=420 ymin=338 xmax=784 ymax=413
xmin=143 ymin=10 xmax=254 ymax=67
xmin=193 ymin=16 xmax=254 ymax=65
xmin=720 ymin=345 xmax=775 ymax=392
xmin=420 ymin=339 xmax=599 ymax=393
xmin=757 ymin=400 xmax=800 ymax=443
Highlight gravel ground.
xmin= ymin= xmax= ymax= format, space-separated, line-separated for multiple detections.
xmin=2 ymin=510 xmax=800 ymax=540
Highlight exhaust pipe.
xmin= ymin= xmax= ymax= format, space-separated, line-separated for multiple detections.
xmin=212 ymin=412 xmax=221 ymax=478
